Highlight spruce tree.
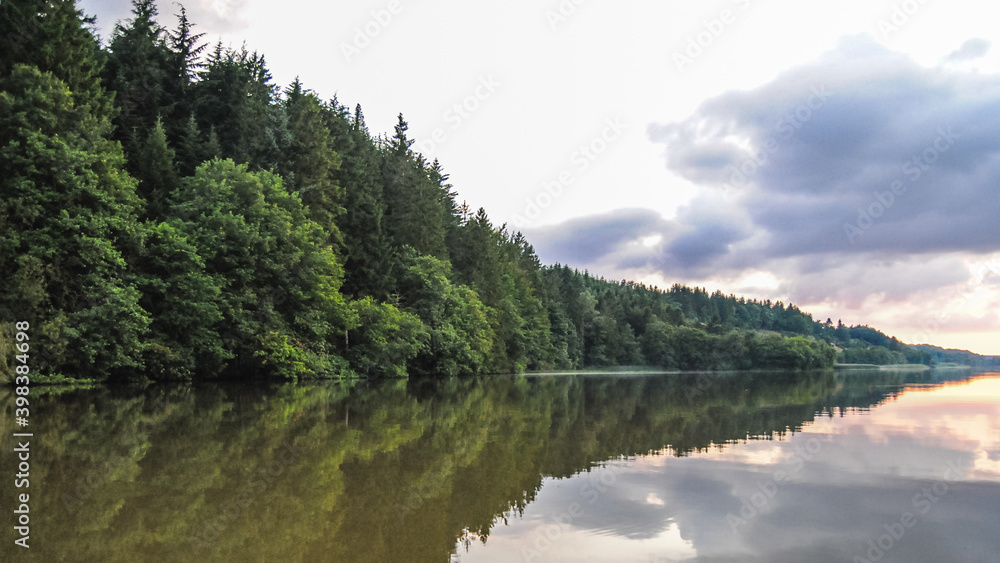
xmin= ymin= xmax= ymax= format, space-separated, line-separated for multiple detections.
xmin=282 ymin=78 xmax=343 ymax=247
xmin=176 ymin=113 xmax=205 ymax=176
xmin=165 ymin=3 xmax=205 ymax=134
xmin=136 ymin=117 xmax=180 ymax=218
xmin=331 ymin=102 xmax=395 ymax=299
xmin=103 ymin=0 xmax=176 ymax=168
xmin=0 ymin=0 xmax=112 ymax=119
xmin=381 ymin=114 xmax=448 ymax=260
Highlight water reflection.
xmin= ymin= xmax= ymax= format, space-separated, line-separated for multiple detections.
xmin=459 ymin=372 xmax=1000 ymax=563
xmin=0 ymin=369 xmax=996 ymax=562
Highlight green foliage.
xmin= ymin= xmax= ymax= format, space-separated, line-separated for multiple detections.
xmin=330 ymin=102 xmax=395 ymax=299
xmin=163 ymin=159 xmax=350 ymax=378
xmin=381 ymin=115 xmax=449 ymax=260
xmin=0 ymin=0 xmax=113 ymax=119
xmin=912 ymin=344 xmax=998 ymax=367
xmin=192 ymin=44 xmax=286 ymax=168
xmin=398 ymin=252 xmax=500 ymax=376
xmin=255 ymin=331 xmax=314 ymax=380
xmin=135 ymin=117 xmax=179 ymax=217
xmin=281 ymin=79 xmax=343 ymax=246
xmin=133 ymin=221 xmax=226 ymax=379
xmin=103 ymin=0 xmax=177 ymax=168
xmin=1 ymin=64 xmax=149 ymax=379
xmin=346 ymin=297 xmax=426 ymax=378
xmin=450 ymin=211 xmax=553 ymax=372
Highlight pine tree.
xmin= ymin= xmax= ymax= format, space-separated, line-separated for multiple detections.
xmin=0 ymin=0 xmax=112 ymax=119
xmin=330 ymin=101 xmax=395 ymax=299
xmin=192 ymin=45 xmax=285 ymax=168
xmin=282 ymin=78 xmax=343 ymax=246
xmin=136 ymin=117 xmax=179 ymax=218
xmin=381 ymin=114 xmax=448 ymax=259
xmin=164 ymin=4 xmax=206 ymax=142
xmin=204 ymin=125 xmax=222 ymax=160
xmin=103 ymin=0 xmax=176 ymax=168
xmin=176 ymin=113 xmax=205 ymax=176
xmin=167 ymin=4 xmax=206 ymax=89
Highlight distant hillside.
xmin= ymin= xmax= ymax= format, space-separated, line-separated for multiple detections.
xmin=911 ymin=344 xmax=1000 ymax=368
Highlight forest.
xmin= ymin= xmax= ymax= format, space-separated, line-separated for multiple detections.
xmin=0 ymin=0 xmax=938 ymax=383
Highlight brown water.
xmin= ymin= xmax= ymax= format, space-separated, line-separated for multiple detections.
xmin=2 ymin=369 xmax=998 ymax=562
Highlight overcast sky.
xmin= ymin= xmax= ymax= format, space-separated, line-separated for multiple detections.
xmin=80 ymin=0 xmax=1000 ymax=355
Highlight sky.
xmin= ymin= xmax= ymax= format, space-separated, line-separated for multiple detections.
xmin=79 ymin=0 xmax=1000 ymax=355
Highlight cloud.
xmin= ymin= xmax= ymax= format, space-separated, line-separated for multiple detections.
xmin=528 ymin=35 xmax=1000 ymax=320
xmin=82 ymin=0 xmax=251 ymax=41
xmin=524 ymin=208 xmax=672 ymax=266
xmin=946 ymin=38 xmax=992 ymax=63
xmin=181 ymin=0 xmax=252 ymax=35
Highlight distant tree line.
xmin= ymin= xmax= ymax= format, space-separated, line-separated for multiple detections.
xmin=0 ymin=0 xmax=931 ymax=381
xmin=911 ymin=344 xmax=1000 ymax=368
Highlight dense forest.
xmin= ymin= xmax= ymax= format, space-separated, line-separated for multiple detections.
xmin=0 ymin=0 xmax=940 ymax=382
xmin=911 ymin=344 xmax=1000 ymax=368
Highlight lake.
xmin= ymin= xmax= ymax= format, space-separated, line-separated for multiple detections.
xmin=3 ymin=369 xmax=999 ymax=562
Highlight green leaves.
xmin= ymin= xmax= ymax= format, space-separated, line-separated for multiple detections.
xmin=157 ymin=159 xmax=350 ymax=379
xmin=1 ymin=64 xmax=147 ymax=379
xmin=345 ymin=297 xmax=425 ymax=378
xmin=397 ymin=252 xmax=499 ymax=376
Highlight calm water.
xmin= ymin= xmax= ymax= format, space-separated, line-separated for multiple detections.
xmin=2 ymin=369 xmax=999 ymax=562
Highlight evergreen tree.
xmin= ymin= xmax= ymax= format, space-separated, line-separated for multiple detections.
xmin=103 ymin=0 xmax=176 ymax=168
xmin=0 ymin=65 xmax=149 ymax=379
xmin=135 ymin=117 xmax=179 ymax=218
xmin=0 ymin=0 xmax=112 ymax=119
xmin=331 ymin=102 xmax=395 ymax=299
xmin=176 ymin=113 xmax=206 ymax=176
xmin=192 ymin=45 xmax=286 ymax=168
xmin=380 ymin=114 xmax=449 ymax=259
xmin=165 ymin=3 xmax=205 ymax=130
xmin=282 ymin=78 xmax=343 ymax=246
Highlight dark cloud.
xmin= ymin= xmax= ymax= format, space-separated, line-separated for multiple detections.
xmin=524 ymin=208 xmax=672 ymax=266
xmin=530 ymin=35 xmax=1000 ymax=308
